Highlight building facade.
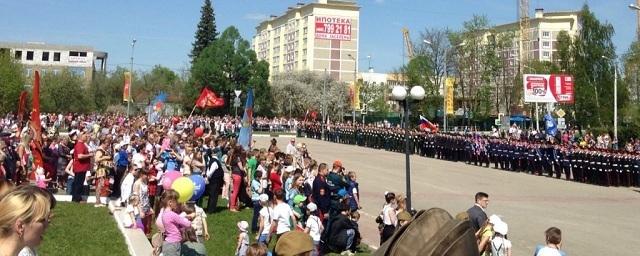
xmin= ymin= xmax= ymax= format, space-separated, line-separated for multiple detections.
xmin=252 ymin=0 xmax=360 ymax=82
xmin=0 ymin=41 xmax=108 ymax=82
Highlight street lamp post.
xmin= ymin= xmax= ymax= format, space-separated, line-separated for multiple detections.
xmin=390 ymin=85 xmax=425 ymax=212
xmin=348 ymin=54 xmax=357 ymax=124
xmin=602 ymin=55 xmax=618 ymax=144
xmin=367 ymin=55 xmax=372 ymax=72
xmin=322 ymin=69 xmax=328 ymax=140
xmin=128 ymin=38 xmax=136 ymax=117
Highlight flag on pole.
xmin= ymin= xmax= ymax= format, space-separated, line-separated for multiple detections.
xmin=30 ymin=71 xmax=44 ymax=168
xmin=238 ymin=88 xmax=254 ymax=150
xmin=419 ymin=115 xmax=438 ymax=132
xmin=544 ymin=113 xmax=557 ymax=136
xmin=195 ymin=87 xmax=224 ymax=108
xmin=123 ymin=71 xmax=131 ymax=102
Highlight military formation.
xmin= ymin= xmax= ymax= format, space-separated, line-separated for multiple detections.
xmin=301 ymin=123 xmax=640 ymax=188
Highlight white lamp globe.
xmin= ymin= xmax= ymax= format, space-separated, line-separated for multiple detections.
xmin=409 ymin=86 xmax=426 ymax=100
xmin=391 ymin=86 xmax=407 ymax=101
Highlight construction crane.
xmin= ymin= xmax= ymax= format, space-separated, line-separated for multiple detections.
xmin=518 ymin=0 xmax=530 ymax=74
xmin=402 ymin=27 xmax=415 ymax=59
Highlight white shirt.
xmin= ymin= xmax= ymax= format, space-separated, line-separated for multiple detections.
xmin=306 ymin=215 xmax=323 ymax=242
xmin=286 ymin=143 xmax=297 ymax=155
xmin=259 ymin=206 xmax=273 ymax=235
xmin=120 ymin=173 xmax=135 ymax=204
xmin=273 ymin=202 xmax=294 ymax=234
xmin=536 ymin=246 xmax=562 ymax=256
xmin=490 ymin=236 xmax=512 ymax=256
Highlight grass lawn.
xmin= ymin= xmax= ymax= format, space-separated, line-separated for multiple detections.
xmin=39 ymin=203 xmax=128 ymax=256
xmin=203 ymin=199 xmax=372 ymax=256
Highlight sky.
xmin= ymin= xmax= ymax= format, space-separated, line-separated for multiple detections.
xmin=0 ymin=0 xmax=637 ymax=74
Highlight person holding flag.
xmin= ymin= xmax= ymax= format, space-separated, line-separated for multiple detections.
xmin=419 ymin=115 xmax=439 ymax=133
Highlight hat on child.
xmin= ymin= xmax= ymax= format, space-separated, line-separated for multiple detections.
xmin=259 ymin=194 xmax=269 ymax=202
xmin=237 ymin=221 xmax=249 ymax=232
xmin=307 ymin=202 xmax=318 ymax=212
xmin=337 ymin=188 xmax=348 ymax=198
xmin=493 ymin=221 xmax=508 ymax=235
xmin=293 ymin=194 xmax=307 ymax=204
xmin=275 ymin=231 xmax=314 ymax=256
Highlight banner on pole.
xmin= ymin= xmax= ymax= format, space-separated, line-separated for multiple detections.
xmin=523 ymin=74 xmax=574 ymax=103
xmin=351 ymin=81 xmax=361 ymax=111
xmin=445 ymin=77 xmax=455 ymax=115
xmin=123 ymin=72 xmax=131 ymax=102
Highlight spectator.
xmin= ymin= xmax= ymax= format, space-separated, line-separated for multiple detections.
xmin=346 ymin=171 xmax=360 ymax=211
xmin=235 ymin=221 xmax=250 ymax=256
xmin=467 ymin=192 xmax=489 ymax=232
xmin=256 ymin=194 xmax=272 ymax=246
xmin=161 ymin=189 xmax=192 ymax=256
xmin=304 ymin=202 xmax=323 ymax=256
xmin=120 ymin=167 xmax=138 ymax=207
xmin=275 ymin=230 xmax=314 ymax=256
xmin=272 ymin=189 xmax=297 ymax=242
xmin=72 ymin=131 xmax=93 ymax=202
xmin=477 ymin=214 xmax=501 ymax=255
xmin=311 ymin=163 xmax=330 ymax=221
xmin=246 ymin=243 xmax=268 ymax=256
xmin=0 ymin=185 xmax=55 ymax=256
xmin=535 ymin=227 xmax=565 ymax=256
xmin=180 ymin=226 xmax=207 ymax=256
xmin=322 ymin=201 xmax=357 ymax=255
xmin=183 ymin=202 xmax=209 ymax=243
xmin=379 ymin=192 xmax=397 ymax=245
xmin=251 ymin=170 xmax=264 ymax=233
xmin=491 ymin=220 xmax=512 ymax=256
xmin=205 ymin=153 xmax=224 ymax=214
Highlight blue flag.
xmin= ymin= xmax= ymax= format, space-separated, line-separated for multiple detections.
xmin=238 ymin=88 xmax=254 ymax=150
xmin=544 ymin=113 xmax=557 ymax=136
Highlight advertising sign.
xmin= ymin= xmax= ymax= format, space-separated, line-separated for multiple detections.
xmin=315 ymin=16 xmax=352 ymax=41
xmin=445 ymin=78 xmax=455 ymax=114
xmin=523 ymin=74 xmax=574 ymax=103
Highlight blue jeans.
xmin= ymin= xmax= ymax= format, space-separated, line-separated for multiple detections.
xmin=258 ymin=233 xmax=270 ymax=245
xmin=346 ymin=229 xmax=355 ymax=251
xmin=66 ymin=176 xmax=74 ymax=195
xmin=252 ymin=200 xmax=262 ymax=233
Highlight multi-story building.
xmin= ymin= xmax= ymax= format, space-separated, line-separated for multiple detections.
xmin=252 ymin=0 xmax=360 ymax=82
xmin=0 ymin=41 xmax=108 ymax=82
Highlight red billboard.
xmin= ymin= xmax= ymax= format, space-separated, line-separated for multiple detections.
xmin=523 ymin=74 xmax=574 ymax=103
xmin=315 ymin=16 xmax=352 ymax=41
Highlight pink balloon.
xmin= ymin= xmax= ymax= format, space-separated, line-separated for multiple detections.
xmin=162 ymin=171 xmax=183 ymax=190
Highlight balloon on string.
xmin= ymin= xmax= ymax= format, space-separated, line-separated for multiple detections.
xmin=194 ymin=127 xmax=204 ymax=137
xmin=189 ymin=175 xmax=206 ymax=201
xmin=171 ymin=177 xmax=195 ymax=203
xmin=162 ymin=171 xmax=183 ymax=190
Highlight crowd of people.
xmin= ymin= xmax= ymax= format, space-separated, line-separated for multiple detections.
xmin=0 ymin=113 xmax=363 ymax=256
xmin=302 ymin=122 xmax=640 ymax=188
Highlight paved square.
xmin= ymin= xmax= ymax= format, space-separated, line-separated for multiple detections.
xmin=256 ymin=136 xmax=640 ymax=256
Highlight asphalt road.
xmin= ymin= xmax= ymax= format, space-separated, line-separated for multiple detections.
xmin=255 ymin=136 xmax=640 ymax=256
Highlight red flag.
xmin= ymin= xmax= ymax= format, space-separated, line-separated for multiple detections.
xmin=17 ymin=91 xmax=27 ymax=127
xmin=195 ymin=87 xmax=224 ymax=108
xmin=123 ymin=72 xmax=131 ymax=102
xmin=30 ymin=71 xmax=44 ymax=168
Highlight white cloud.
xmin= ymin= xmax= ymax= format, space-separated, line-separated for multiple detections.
xmin=243 ymin=13 xmax=268 ymax=21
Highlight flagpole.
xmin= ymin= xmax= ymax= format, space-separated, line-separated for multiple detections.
xmin=188 ymin=105 xmax=197 ymax=120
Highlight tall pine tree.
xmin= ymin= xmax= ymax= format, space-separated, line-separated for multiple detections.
xmin=190 ymin=0 xmax=218 ymax=62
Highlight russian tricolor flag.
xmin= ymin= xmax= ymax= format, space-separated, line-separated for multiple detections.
xmin=419 ymin=115 xmax=439 ymax=132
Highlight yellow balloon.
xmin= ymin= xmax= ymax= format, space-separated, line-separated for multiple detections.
xmin=171 ymin=177 xmax=195 ymax=203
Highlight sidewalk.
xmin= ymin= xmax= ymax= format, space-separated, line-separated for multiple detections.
xmin=53 ymin=195 xmax=153 ymax=256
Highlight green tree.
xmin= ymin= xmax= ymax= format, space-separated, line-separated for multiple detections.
xmin=190 ymin=0 xmax=218 ymax=62
xmin=41 ymin=69 xmax=93 ymax=113
xmin=0 ymin=51 xmax=25 ymax=114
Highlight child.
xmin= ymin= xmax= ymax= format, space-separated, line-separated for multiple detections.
xmin=35 ymin=167 xmax=50 ymax=189
xmin=491 ymin=221 xmax=512 ymax=256
xmin=304 ymin=202 xmax=323 ymax=256
xmin=125 ymin=194 xmax=144 ymax=230
xmin=183 ymin=202 xmax=210 ymax=243
xmin=256 ymin=194 xmax=272 ymax=246
xmin=162 ymin=189 xmax=193 ymax=256
xmin=346 ymin=171 xmax=360 ymax=211
xmin=180 ymin=226 xmax=207 ymax=256
xmin=251 ymin=170 xmax=264 ymax=233
xmin=236 ymin=220 xmax=250 ymax=256
xmin=292 ymin=194 xmax=307 ymax=229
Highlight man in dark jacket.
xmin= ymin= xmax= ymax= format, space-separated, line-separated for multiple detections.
xmin=312 ymin=163 xmax=331 ymax=220
xmin=322 ymin=202 xmax=358 ymax=255
xmin=466 ymin=192 xmax=489 ymax=232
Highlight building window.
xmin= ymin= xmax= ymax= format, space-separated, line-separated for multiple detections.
xmin=53 ymin=69 xmax=60 ymax=75
xmin=542 ymin=31 xmax=550 ymax=38
xmin=25 ymin=68 xmax=32 ymax=77
xmin=69 ymin=51 xmax=87 ymax=57
xmin=42 ymin=52 xmax=50 ymax=61
xmin=542 ymin=51 xmax=550 ymax=58
xmin=53 ymin=52 xmax=61 ymax=61
xmin=26 ymin=51 xmax=34 ymax=60
xmin=14 ymin=50 xmax=22 ymax=60
xmin=40 ymin=69 xmax=46 ymax=76
xmin=542 ymin=41 xmax=550 ymax=49
xmin=70 ymin=67 xmax=85 ymax=77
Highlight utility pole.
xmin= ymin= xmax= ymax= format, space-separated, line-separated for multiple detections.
xmin=348 ymin=54 xmax=357 ymax=124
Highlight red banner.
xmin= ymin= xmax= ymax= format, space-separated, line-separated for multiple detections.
xmin=31 ymin=71 xmax=43 ymax=168
xmin=315 ymin=16 xmax=352 ymax=41
xmin=17 ymin=91 xmax=27 ymax=127
xmin=195 ymin=87 xmax=224 ymax=108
